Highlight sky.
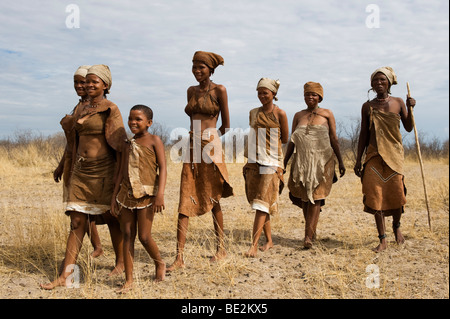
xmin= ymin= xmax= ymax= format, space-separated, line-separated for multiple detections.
xmin=0 ymin=0 xmax=448 ymax=144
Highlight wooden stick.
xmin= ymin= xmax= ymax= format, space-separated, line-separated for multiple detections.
xmin=407 ymin=82 xmax=432 ymax=230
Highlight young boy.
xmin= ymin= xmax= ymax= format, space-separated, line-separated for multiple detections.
xmin=111 ymin=104 xmax=167 ymax=293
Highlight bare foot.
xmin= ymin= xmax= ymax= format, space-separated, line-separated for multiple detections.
xmin=154 ymin=262 xmax=166 ymax=282
xmin=259 ymin=241 xmax=273 ymax=252
xmin=116 ymin=281 xmax=134 ymax=294
xmin=166 ymin=259 xmax=185 ymax=272
xmin=303 ymin=237 xmax=313 ymax=249
xmin=373 ymin=239 xmax=387 ymax=253
xmin=210 ymin=249 xmax=226 ymax=262
xmin=91 ymin=247 xmax=103 ymax=258
xmin=393 ymin=224 xmax=405 ymax=245
xmin=40 ymin=277 xmax=67 ymax=290
xmin=244 ymin=246 xmax=258 ymax=258
xmin=108 ymin=264 xmax=124 ymax=277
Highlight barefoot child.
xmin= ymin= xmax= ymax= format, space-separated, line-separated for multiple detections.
xmin=243 ymin=78 xmax=289 ymax=257
xmin=112 ymin=104 xmax=167 ymax=292
xmin=354 ymin=67 xmax=415 ymax=252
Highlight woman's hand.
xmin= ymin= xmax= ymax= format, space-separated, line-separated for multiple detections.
xmin=354 ymin=160 xmax=362 ymax=177
xmin=53 ymin=165 xmax=63 ymax=182
xmin=338 ymin=162 xmax=346 ymax=177
xmin=406 ymin=96 xmax=416 ymax=108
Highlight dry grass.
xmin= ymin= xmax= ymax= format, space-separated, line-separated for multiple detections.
xmin=0 ymin=140 xmax=448 ymax=299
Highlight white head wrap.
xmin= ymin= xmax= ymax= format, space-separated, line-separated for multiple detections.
xmin=87 ymin=64 xmax=112 ymax=94
xmin=371 ymin=66 xmax=398 ymax=86
xmin=74 ymin=65 xmax=91 ymax=78
xmin=257 ymin=78 xmax=281 ymax=101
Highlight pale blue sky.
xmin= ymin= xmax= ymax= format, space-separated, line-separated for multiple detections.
xmin=0 ymin=0 xmax=448 ymax=143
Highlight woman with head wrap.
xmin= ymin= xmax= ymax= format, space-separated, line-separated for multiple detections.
xmin=53 ymin=66 xmax=103 ymax=261
xmin=243 ymin=78 xmax=289 ymax=257
xmin=167 ymin=51 xmax=233 ymax=271
xmin=41 ymin=64 xmax=127 ymax=289
xmin=354 ymin=67 xmax=416 ymax=253
xmin=284 ymin=81 xmax=345 ymax=249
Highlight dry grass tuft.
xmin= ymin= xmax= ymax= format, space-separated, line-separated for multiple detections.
xmin=0 ymin=135 xmax=448 ymax=299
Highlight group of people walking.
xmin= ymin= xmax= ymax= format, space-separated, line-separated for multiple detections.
xmin=40 ymin=51 xmax=416 ymax=292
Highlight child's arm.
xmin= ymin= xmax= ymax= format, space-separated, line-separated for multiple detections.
xmin=152 ymin=135 xmax=167 ymax=213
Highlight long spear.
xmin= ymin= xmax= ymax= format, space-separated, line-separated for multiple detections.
xmin=407 ymin=82 xmax=432 ymax=230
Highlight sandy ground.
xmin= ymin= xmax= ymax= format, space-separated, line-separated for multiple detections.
xmin=0 ymin=159 xmax=448 ymax=300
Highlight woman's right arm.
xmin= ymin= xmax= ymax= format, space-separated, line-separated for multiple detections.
xmin=283 ymin=112 xmax=299 ymax=167
xmin=354 ymin=103 xmax=370 ymax=177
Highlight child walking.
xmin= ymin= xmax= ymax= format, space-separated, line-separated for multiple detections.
xmin=243 ymin=78 xmax=289 ymax=257
xmin=111 ymin=104 xmax=167 ymax=293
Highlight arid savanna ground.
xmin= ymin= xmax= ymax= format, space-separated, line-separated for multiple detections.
xmin=0 ymin=136 xmax=448 ymax=299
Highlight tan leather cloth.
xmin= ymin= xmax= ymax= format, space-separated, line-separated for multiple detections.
xmin=65 ymin=154 xmax=115 ymax=215
xmin=361 ymin=106 xmax=406 ymax=215
xmin=243 ymin=163 xmax=284 ymax=215
xmin=178 ymin=130 xmax=233 ymax=217
xmin=126 ymin=139 xmax=159 ymax=198
xmin=246 ymin=106 xmax=284 ymax=169
xmin=62 ymin=99 xmax=126 ymax=214
xmin=185 ymin=85 xmax=220 ymax=118
xmin=288 ymin=125 xmax=336 ymax=204
xmin=243 ymin=105 xmax=284 ymax=214
xmin=116 ymin=139 xmax=159 ymax=210
xmin=364 ymin=106 xmax=404 ymax=175
xmin=362 ymin=155 xmax=406 ymax=216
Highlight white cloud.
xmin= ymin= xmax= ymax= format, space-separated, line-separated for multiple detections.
xmin=0 ymin=0 xmax=448 ymax=141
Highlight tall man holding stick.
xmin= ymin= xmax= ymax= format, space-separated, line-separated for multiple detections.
xmin=354 ymin=66 xmax=416 ymax=252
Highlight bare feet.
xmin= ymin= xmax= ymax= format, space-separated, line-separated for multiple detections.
xmin=91 ymin=247 xmax=104 ymax=258
xmin=154 ymin=262 xmax=166 ymax=282
xmin=116 ymin=281 xmax=134 ymax=294
xmin=393 ymin=223 xmax=405 ymax=245
xmin=166 ymin=259 xmax=185 ymax=272
xmin=373 ymin=236 xmax=387 ymax=253
xmin=108 ymin=264 xmax=124 ymax=277
xmin=210 ymin=248 xmax=227 ymax=262
xmin=303 ymin=236 xmax=313 ymax=249
xmin=245 ymin=241 xmax=273 ymax=258
xmin=260 ymin=241 xmax=273 ymax=252
xmin=40 ymin=277 xmax=68 ymax=290
xmin=244 ymin=246 xmax=258 ymax=258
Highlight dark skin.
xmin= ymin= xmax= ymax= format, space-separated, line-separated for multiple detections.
xmin=111 ymin=109 xmax=167 ymax=293
xmin=167 ymin=61 xmax=230 ymax=271
xmin=284 ymin=91 xmax=345 ymax=248
xmin=244 ymin=87 xmax=289 ymax=258
xmin=354 ymin=72 xmax=416 ymax=252
xmin=41 ymin=75 xmax=124 ymax=290
xmin=53 ymin=74 xmax=103 ymax=260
